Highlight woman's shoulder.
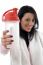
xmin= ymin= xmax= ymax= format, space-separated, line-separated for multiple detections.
xmin=36 ymin=30 xmax=43 ymax=37
xmin=34 ymin=30 xmax=43 ymax=41
xmin=36 ymin=30 xmax=43 ymax=47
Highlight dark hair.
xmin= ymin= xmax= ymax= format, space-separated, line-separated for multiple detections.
xmin=18 ymin=5 xmax=39 ymax=46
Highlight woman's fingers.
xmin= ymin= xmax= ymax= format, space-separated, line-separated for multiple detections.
xmin=3 ymin=30 xmax=9 ymax=35
xmin=2 ymin=37 xmax=14 ymax=45
xmin=2 ymin=30 xmax=14 ymax=47
xmin=2 ymin=37 xmax=13 ymax=42
xmin=3 ymin=35 xmax=13 ymax=39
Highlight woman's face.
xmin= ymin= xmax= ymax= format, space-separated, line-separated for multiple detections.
xmin=20 ymin=13 xmax=35 ymax=32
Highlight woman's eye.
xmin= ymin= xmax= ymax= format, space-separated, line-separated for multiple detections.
xmin=25 ymin=18 xmax=35 ymax=23
xmin=26 ymin=19 xmax=30 ymax=21
xmin=32 ymin=19 xmax=35 ymax=22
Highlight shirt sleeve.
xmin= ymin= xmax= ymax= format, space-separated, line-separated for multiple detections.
xmin=0 ymin=44 xmax=9 ymax=54
xmin=38 ymin=31 xmax=43 ymax=48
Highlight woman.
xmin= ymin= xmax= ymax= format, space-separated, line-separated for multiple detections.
xmin=1 ymin=5 xmax=43 ymax=65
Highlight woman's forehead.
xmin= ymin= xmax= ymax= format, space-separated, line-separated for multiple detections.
xmin=22 ymin=13 xmax=35 ymax=19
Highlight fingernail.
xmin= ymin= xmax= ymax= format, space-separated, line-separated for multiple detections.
xmin=11 ymin=40 xmax=14 ymax=42
xmin=10 ymin=35 xmax=13 ymax=37
xmin=7 ymin=30 xmax=9 ymax=32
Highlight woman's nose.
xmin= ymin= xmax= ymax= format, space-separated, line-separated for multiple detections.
xmin=28 ymin=22 xmax=34 ymax=27
xmin=27 ymin=20 xmax=33 ymax=24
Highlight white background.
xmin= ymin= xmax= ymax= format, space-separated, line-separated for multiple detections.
xmin=0 ymin=0 xmax=43 ymax=65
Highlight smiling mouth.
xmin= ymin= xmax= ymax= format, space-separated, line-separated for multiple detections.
xmin=26 ymin=26 xmax=32 ymax=28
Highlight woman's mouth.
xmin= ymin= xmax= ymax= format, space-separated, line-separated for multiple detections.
xmin=26 ymin=25 xmax=32 ymax=29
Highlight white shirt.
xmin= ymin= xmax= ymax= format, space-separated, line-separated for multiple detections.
xmin=0 ymin=31 xmax=43 ymax=65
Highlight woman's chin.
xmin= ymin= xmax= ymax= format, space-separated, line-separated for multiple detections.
xmin=25 ymin=29 xmax=31 ymax=32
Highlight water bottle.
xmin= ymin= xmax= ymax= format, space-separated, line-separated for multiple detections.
xmin=2 ymin=8 xmax=19 ymax=49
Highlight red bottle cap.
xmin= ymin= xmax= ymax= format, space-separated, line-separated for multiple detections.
xmin=2 ymin=8 xmax=19 ymax=22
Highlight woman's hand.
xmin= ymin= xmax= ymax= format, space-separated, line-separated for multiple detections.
xmin=1 ymin=30 xmax=13 ymax=48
